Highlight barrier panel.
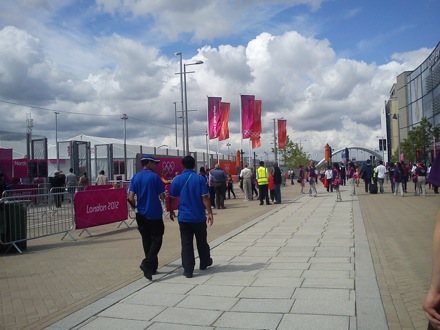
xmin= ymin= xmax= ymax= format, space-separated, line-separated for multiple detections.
xmin=0 ymin=191 xmax=75 ymax=253
xmin=74 ymin=188 xmax=128 ymax=231
xmin=84 ymin=184 xmax=113 ymax=191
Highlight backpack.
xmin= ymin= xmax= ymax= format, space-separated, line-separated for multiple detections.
xmin=332 ymin=170 xmax=341 ymax=187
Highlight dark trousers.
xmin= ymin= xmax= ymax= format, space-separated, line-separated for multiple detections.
xmin=327 ymin=178 xmax=333 ymax=192
xmin=364 ymin=179 xmax=372 ymax=192
xmin=179 ymin=221 xmax=211 ymax=274
xmin=227 ymin=184 xmax=236 ymax=198
xmin=258 ymin=184 xmax=270 ymax=204
xmin=209 ymin=186 xmax=216 ymax=207
xmin=136 ymin=214 xmax=164 ymax=273
xmin=213 ymin=182 xmax=226 ymax=208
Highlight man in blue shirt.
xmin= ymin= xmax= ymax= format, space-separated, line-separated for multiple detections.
xmin=169 ymin=156 xmax=214 ymax=278
xmin=128 ymin=155 xmax=166 ymax=281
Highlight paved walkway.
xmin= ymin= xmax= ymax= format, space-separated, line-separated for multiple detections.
xmin=48 ymin=186 xmax=384 ymax=330
xmin=1 ymin=182 xmax=438 ymax=329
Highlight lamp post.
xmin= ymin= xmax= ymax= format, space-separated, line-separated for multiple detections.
xmin=183 ymin=60 xmax=203 ymax=155
xmin=54 ymin=112 xmax=60 ymax=170
xmin=392 ymin=114 xmax=401 ymax=162
xmin=299 ymin=139 xmax=307 ymax=149
xmin=121 ymin=114 xmax=128 ymax=179
xmin=173 ymin=102 xmax=178 ymax=148
xmin=174 ymin=52 xmax=185 ymax=155
xmin=226 ymin=142 xmax=231 ymax=159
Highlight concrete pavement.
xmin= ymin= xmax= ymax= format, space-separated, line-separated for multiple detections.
xmin=1 ymin=181 xmax=439 ymax=329
xmin=49 ymin=185 xmax=384 ymax=330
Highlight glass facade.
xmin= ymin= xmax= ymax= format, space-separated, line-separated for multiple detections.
xmin=407 ymin=42 xmax=440 ymax=129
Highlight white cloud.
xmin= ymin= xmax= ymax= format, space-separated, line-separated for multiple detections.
xmin=0 ymin=0 xmax=433 ymax=161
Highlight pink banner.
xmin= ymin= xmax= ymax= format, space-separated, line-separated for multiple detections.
xmin=241 ymin=95 xmax=255 ymax=139
xmin=13 ymin=159 xmax=28 ymax=178
xmin=74 ymin=188 xmax=128 ymax=229
xmin=0 ymin=148 xmax=13 ymax=182
xmin=278 ymin=119 xmax=287 ymax=149
xmin=218 ymin=102 xmax=230 ymax=141
xmin=208 ymin=97 xmax=222 ymax=139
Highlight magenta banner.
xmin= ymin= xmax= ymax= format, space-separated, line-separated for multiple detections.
xmin=74 ymin=188 xmax=128 ymax=229
xmin=241 ymin=95 xmax=255 ymax=139
xmin=208 ymin=96 xmax=222 ymax=139
xmin=13 ymin=159 xmax=28 ymax=178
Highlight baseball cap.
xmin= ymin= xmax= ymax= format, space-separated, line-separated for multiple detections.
xmin=140 ymin=154 xmax=160 ymax=163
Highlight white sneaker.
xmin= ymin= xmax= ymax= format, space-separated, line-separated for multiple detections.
xmin=244 ymin=199 xmax=249 ymax=201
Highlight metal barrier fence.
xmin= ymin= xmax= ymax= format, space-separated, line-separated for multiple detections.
xmin=0 ymin=189 xmax=75 ymax=253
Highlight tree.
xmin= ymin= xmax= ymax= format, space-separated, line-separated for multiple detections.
xmin=400 ymin=117 xmax=440 ymax=164
xmin=278 ymin=135 xmax=310 ymax=169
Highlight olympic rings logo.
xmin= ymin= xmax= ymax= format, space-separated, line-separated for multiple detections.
xmin=162 ymin=161 xmax=175 ymax=174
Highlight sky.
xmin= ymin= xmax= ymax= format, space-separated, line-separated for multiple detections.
xmin=0 ymin=0 xmax=439 ymax=161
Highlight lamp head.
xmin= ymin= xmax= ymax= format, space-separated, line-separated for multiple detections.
xmin=392 ymin=114 xmax=398 ymax=119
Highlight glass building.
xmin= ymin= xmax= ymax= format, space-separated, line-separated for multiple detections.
xmin=386 ymin=41 xmax=440 ymax=162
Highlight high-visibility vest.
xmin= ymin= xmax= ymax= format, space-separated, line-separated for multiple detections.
xmin=257 ymin=167 xmax=269 ymax=185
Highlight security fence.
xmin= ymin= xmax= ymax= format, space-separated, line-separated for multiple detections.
xmin=0 ymin=189 xmax=75 ymax=253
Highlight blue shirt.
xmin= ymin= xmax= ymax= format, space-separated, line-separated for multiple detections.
xmin=169 ymin=169 xmax=208 ymax=223
xmin=129 ymin=169 xmax=165 ymax=219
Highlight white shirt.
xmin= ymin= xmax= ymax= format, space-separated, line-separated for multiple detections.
xmin=325 ymin=169 xmax=333 ymax=179
xmin=376 ymin=164 xmax=387 ymax=179
xmin=240 ymin=167 xmax=252 ymax=179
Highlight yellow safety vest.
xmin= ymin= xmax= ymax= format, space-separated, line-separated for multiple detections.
xmin=257 ymin=167 xmax=269 ymax=185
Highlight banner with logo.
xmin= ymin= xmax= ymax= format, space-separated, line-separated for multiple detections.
xmin=208 ymin=96 xmax=222 ymax=139
xmin=241 ymin=95 xmax=255 ymax=139
xmin=74 ymin=188 xmax=128 ymax=229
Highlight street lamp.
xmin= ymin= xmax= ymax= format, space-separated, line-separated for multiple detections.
xmin=173 ymin=102 xmax=178 ymax=148
xmin=226 ymin=142 xmax=231 ymax=159
xmin=183 ymin=60 xmax=203 ymax=155
xmin=121 ymin=114 xmax=128 ymax=179
xmin=299 ymin=139 xmax=307 ymax=149
xmin=54 ymin=112 xmax=60 ymax=170
xmin=174 ymin=52 xmax=185 ymax=155
xmin=392 ymin=114 xmax=401 ymax=162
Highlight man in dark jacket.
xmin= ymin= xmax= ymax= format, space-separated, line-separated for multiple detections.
xmin=273 ymin=162 xmax=282 ymax=204
xmin=361 ymin=159 xmax=374 ymax=193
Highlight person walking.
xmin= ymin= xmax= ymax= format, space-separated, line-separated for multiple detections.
xmin=256 ymin=161 xmax=271 ymax=205
xmin=77 ymin=172 xmax=89 ymax=191
xmin=169 ymin=155 xmax=214 ymax=278
xmin=307 ymin=160 xmax=318 ymax=197
xmin=226 ymin=174 xmax=236 ymax=199
xmin=347 ymin=162 xmax=356 ymax=196
xmin=298 ymin=165 xmax=306 ymax=194
xmin=273 ymin=162 xmax=282 ymax=204
xmin=239 ymin=164 xmax=252 ymax=201
xmin=128 ymin=155 xmax=166 ymax=281
xmin=51 ymin=170 xmax=65 ymax=208
xmin=209 ymin=164 xmax=227 ymax=209
xmin=65 ymin=168 xmax=77 ymax=200
xmin=388 ymin=162 xmax=396 ymax=194
xmin=95 ymin=170 xmax=109 ymax=185
xmin=375 ymin=160 xmax=387 ymax=193
xmin=268 ymin=168 xmax=275 ymax=203
xmin=324 ymin=165 xmax=333 ymax=192
xmin=360 ymin=159 xmax=374 ymax=193
xmin=332 ymin=162 xmax=342 ymax=202
xmin=415 ymin=161 xmax=428 ymax=196
xmin=393 ymin=162 xmax=405 ymax=197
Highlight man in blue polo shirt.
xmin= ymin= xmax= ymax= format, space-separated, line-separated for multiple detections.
xmin=128 ymin=154 xmax=166 ymax=281
xmin=169 ymin=155 xmax=214 ymax=278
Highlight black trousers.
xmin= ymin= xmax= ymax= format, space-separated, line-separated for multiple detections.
xmin=179 ymin=221 xmax=211 ymax=274
xmin=258 ymin=184 xmax=270 ymax=204
xmin=136 ymin=214 xmax=164 ymax=273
